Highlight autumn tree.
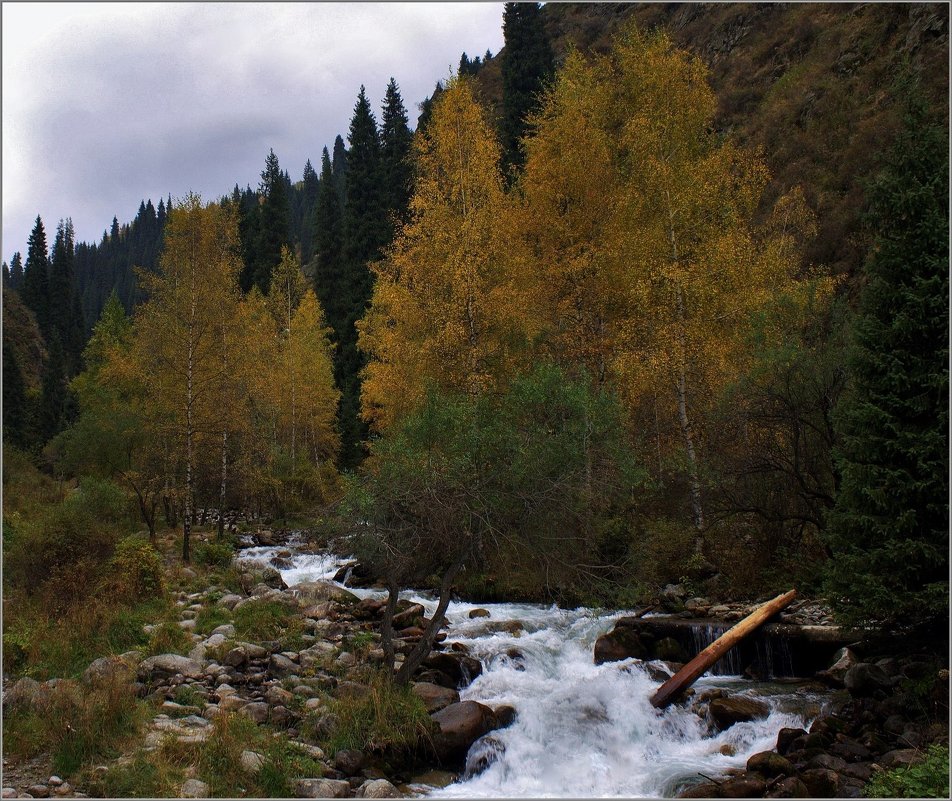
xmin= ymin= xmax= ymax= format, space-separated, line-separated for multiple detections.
xmin=134 ymin=195 xmax=242 ymax=561
xmin=359 ymin=77 xmax=526 ymax=431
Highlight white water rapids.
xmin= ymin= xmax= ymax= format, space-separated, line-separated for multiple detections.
xmin=237 ymin=540 xmax=830 ymax=798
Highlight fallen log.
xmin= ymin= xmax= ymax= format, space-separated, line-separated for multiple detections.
xmin=649 ymin=589 xmax=797 ymax=709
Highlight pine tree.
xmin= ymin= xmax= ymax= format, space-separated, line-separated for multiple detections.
xmin=9 ymin=252 xmax=23 ymax=289
xmin=252 ymin=149 xmax=292 ymax=294
xmin=824 ymin=93 xmax=949 ymax=632
xmin=314 ymin=147 xmax=344 ymax=344
xmin=339 ymin=86 xmax=386 ymax=467
xmin=21 ymin=216 xmax=51 ymax=334
xmin=380 ymin=78 xmax=414 ymax=228
xmin=500 ymin=2 xmax=554 ymax=177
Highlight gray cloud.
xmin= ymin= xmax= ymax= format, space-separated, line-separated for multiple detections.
xmin=2 ymin=2 xmax=504 ymax=258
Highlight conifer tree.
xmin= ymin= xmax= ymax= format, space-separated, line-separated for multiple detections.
xmin=21 ymin=216 xmax=51 ymax=334
xmin=300 ymin=158 xmax=321 ymax=262
xmin=416 ymin=81 xmax=444 ymax=135
xmin=824 ymin=94 xmax=949 ymax=631
xmin=38 ymin=334 xmax=68 ymax=444
xmin=252 ymin=149 xmax=292 ymax=294
xmin=332 ymin=134 xmax=349 ymax=192
xmin=49 ymin=219 xmax=84 ymax=375
xmin=2 ymin=262 xmax=9 ymax=284
xmin=500 ymin=1 xmax=554 ymax=177
xmin=2 ymin=340 xmax=29 ymax=449
xmin=314 ymin=147 xmax=344 ymax=340
xmin=9 ymin=252 xmax=23 ymax=289
xmin=380 ymin=78 xmax=414 ymax=227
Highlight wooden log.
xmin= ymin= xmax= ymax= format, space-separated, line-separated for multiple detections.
xmin=649 ymin=589 xmax=797 ymax=709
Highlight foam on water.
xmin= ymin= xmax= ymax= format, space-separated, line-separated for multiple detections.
xmin=239 ymin=539 xmax=828 ymax=798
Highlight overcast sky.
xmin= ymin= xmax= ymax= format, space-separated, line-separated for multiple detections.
xmin=2 ymin=2 xmax=506 ymax=261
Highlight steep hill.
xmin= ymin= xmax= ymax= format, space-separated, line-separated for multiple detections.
xmin=474 ymin=2 xmax=949 ymax=279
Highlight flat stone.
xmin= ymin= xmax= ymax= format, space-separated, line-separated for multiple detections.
xmin=218 ymin=594 xmax=243 ymax=610
xmin=139 ymin=654 xmax=204 ymax=681
xmin=356 ymin=779 xmax=401 ymax=798
xmin=294 ymin=778 xmax=351 ymax=798
xmin=180 ymin=779 xmax=210 ymax=798
xmin=412 ymin=682 xmax=459 ymax=713
xmin=708 ymin=696 xmax=769 ymax=731
xmin=238 ymin=701 xmax=269 ymax=724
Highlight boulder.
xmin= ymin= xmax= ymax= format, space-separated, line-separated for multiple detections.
xmin=799 ymin=768 xmax=840 ymax=797
xmin=844 ymin=663 xmax=893 ymax=696
xmin=261 ymin=566 xmax=287 ymax=589
xmin=422 ymin=653 xmax=482 ymax=688
xmin=218 ymin=594 xmax=243 ymax=609
xmin=463 ymin=735 xmax=505 ymax=779
xmin=334 ymin=749 xmax=365 ymax=776
xmin=392 ymin=603 xmax=426 ymax=628
xmin=355 ymin=598 xmax=386 ymax=619
xmin=180 ymin=779 xmax=210 ymax=798
xmin=764 ymin=776 xmax=809 ymax=798
xmin=238 ymin=701 xmax=270 ymax=724
xmin=708 ymin=696 xmax=769 ymax=731
xmin=654 ymin=637 xmax=689 ymax=663
xmin=718 ymin=777 xmax=765 ymax=797
xmin=412 ymin=682 xmax=459 ymax=713
xmin=269 ymin=653 xmax=298 ymax=676
xmin=468 ymin=608 xmax=491 ymax=619
xmin=593 ymin=626 xmax=648 ymax=665
xmin=294 ymin=778 xmax=351 ymax=798
xmin=746 ymin=751 xmax=793 ymax=778
xmin=292 ymin=580 xmax=359 ymax=606
xmin=431 ymin=700 xmax=498 ymax=763
xmin=3 ymin=677 xmax=44 ymax=710
xmin=879 ymin=748 xmax=922 ymax=769
xmin=240 ymin=750 xmax=265 ymax=774
xmin=679 ymin=781 xmax=723 ymax=798
xmin=776 ymin=727 xmax=807 ymax=755
xmin=224 ymin=648 xmax=248 ymax=668
xmin=355 ymin=779 xmax=401 ymax=798
xmin=82 ymin=655 xmax=136 ymax=686
xmin=139 ymin=654 xmax=204 ymax=681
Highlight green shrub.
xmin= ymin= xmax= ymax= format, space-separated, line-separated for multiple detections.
xmin=80 ymin=752 xmax=180 ymax=798
xmin=111 ymin=537 xmax=164 ymax=600
xmin=173 ymin=684 xmax=202 ymax=708
xmin=194 ymin=606 xmax=232 ymax=635
xmin=323 ymin=672 xmax=433 ymax=756
xmin=67 ymin=476 xmax=135 ymax=530
xmin=865 ymin=745 xmax=949 ymax=798
xmin=193 ymin=540 xmax=235 ymax=568
xmin=234 ymin=599 xmax=303 ymax=646
xmin=144 ymin=622 xmax=193 ymax=657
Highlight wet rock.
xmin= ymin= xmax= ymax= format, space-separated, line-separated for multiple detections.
xmin=180 ymin=779 xmax=210 ymax=798
xmin=776 ymin=727 xmax=807 ymax=755
xmin=294 ymin=778 xmax=351 ymax=798
xmin=764 ymin=776 xmax=809 ymax=797
xmin=422 ymin=653 xmax=482 ymax=688
xmin=240 ymin=750 xmax=265 ymax=774
xmin=830 ymin=739 xmax=872 ymax=763
xmin=354 ymin=598 xmax=386 ymax=619
xmin=746 ymin=751 xmax=792 ymax=778
xmin=464 ymin=735 xmax=505 ymax=779
xmin=493 ymin=705 xmax=517 ymax=729
xmin=816 ymin=647 xmax=858 ymax=687
xmin=261 ymin=566 xmax=287 ymax=589
xmin=807 ymin=753 xmax=847 ymax=773
xmin=334 ymin=749 xmax=365 ymax=776
xmin=431 ymin=700 xmax=498 ymax=762
xmin=718 ymin=776 xmax=765 ymax=797
xmin=593 ymin=626 xmax=648 ymax=664
xmin=355 ymin=779 xmax=401 ymax=798
xmin=139 ymin=654 xmax=204 ymax=681
xmin=708 ymin=696 xmax=769 ymax=731
xmin=679 ymin=781 xmax=723 ymax=798
xmin=412 ymin=682 xmax=459 ymax=713
xmin=392 ymin=603 xmax=425 ymax=628
xmin=469 ymin=608 xmax=490 ymax=618
xmin=800 ymin=768 xmax=841 ymax=798
xmin=654 ymin=637 xmax=689 ymax=663
xmin=840 ymin=762 xmax=874 ymax=782
xmin=844 ymin=663 xmax=892 ymax=696
xmin=292 ymin=580 xmax=360 ymax=606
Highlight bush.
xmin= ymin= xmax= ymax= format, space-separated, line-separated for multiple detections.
xmin=67 ymin=476 xmax=136 ymax=530
xmin=111 ymin=537 xmax=164 ymax=600
xmin=144 ymin=622 xmax=193 ymax=658
xmin=233 ymin=600 xmax=303 ymax=646
xmin=2 ymin=674 xmax=146 ymax=777
xmin=865 ymin=745 xmax=949 ymax=798
xmin=194 ymin=606 xmax=232 ymax=635
xmin=193 ymin=540 xmax=235 ymax=568
xmin=323 ymin=672 xmax=433 ymax=756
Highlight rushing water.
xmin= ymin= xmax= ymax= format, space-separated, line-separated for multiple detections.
xmin=237 ymin=537 xmax=830 ymax=798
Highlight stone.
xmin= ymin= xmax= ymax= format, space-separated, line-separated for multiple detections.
xmin=807 ymin=753 xmax=847 ymax=773
xmin=265 ymin=685 xmax=295 ymax=706
xmin=844 ymin=662 xmax=892 ymax=696
xmin=238 ymin=702 xmax=270 ymax=723
xmin=211 ymin=624 xmax=236 ymax=638
xmin=292 ymin=580 xmax=360 ymax=606
xmin=816 ymin=646 xmax=858 ymax=687
xmin=764 ymin=776 xmax=809 ymax=798
xmin=51 ymin=785 xmax=71 ymax=798
xmin=356 ymin=779 xmax=401 ymax=798
xmin=218 ymin=593 xmax=243 ymax=609
xmin=593 ymin=626 xmax=648 ymax=664
xmin=269 ymin=653 xmax=297 ymax=676
xmin=240 ymin=750 xmax=265 ymax=774
xmin=336 ymin=651 xmax=357 ymax=669
xmin=800 ymin=768 xmax=841 ymax=798
xmin=392 ymin=603 xmax=425 ymax=628
xmin=493 ymin=705 xmax=517 ymax=729
xmin=412 ymin=682 xmax=459 ymax=713
xmin=46 ymin=780 xmax=61 ymax=789
xmin=82 ymin=655 xmax=136 ymax=686
xmin=180 ymin=779 xmax=210 ymax=798
xmin=679 ymin=782 xmax=723 ymax=798
xmin=653 ymin=637 xmax=689 ymax=663
xmin=746 ymin=751 xmax=793 ymax=778
xmin=2 ymin=677 xmax=46 ymax=711
xmin=334 ymin=749 xmax=365 ymax=776
xmin=139 ymin=654 xmax=204 ymax=681
xmin=2 ymin=789 xmax=17 ymax=799
xmin=879 ymin=748 xmax=921 ymax=768
xmin=468 ymin=608 xmax=491 ymax=619
xmin=294 ymin=778 xmax=351 ymax=798
xmin=431 ymin=700 xmax=498 ymax=762
xmin=776 ymin=727 xmax=807 ymax=755
xmin=717 ymin=777 xmax=765 ymax=797
xmin=830 ymin=739 xmax=872 ymax=763
xmin=261 ymin=567 xmax=287 ymax=589
xmin=270 ymin=705 xmax=297 ymax=727
xmin=26 ymin=788 xmax=48 ymax=799
xmin=708 ymin=696 xmax=769 ymax=731
xmin=422 ymin=653 xmax=483 ymax=687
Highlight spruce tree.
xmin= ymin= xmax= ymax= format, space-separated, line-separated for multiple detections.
xmin=252 ymin=149 xmax=291 ymax=294
xmin=2 ymin=262 xmax=9 ymax=285
xmin=380 ymin=78 xmax=414 ymax=228
xmin=49 ymin=219 xmax=84 ymax=375
xmin=416 ymin=81 xmax=444 ymax=135
xmin=300 ymin=158 xmax=321 ymax=262
xmin=332 ymin=134 xmax=349 ymax=194
xmin=314 ymin=147 xmax=344 ymax=339
xmin=38 ymin=333 xmax=68 ymax=445
xmin=21 ymin=216 xmax=51 ymax=334
xmin=9 ymin=252 xmax=23 ymax=289
xmin=824 ymin=94 xmax=949 ymax=632
xmin=2 ymin=339 xmax=29 ymax=450
xmin=500 ymin=1 xmax=554 ymax=177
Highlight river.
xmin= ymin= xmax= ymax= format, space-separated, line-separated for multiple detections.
xmin=237 ymin=538 xmax=831 ymax=798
